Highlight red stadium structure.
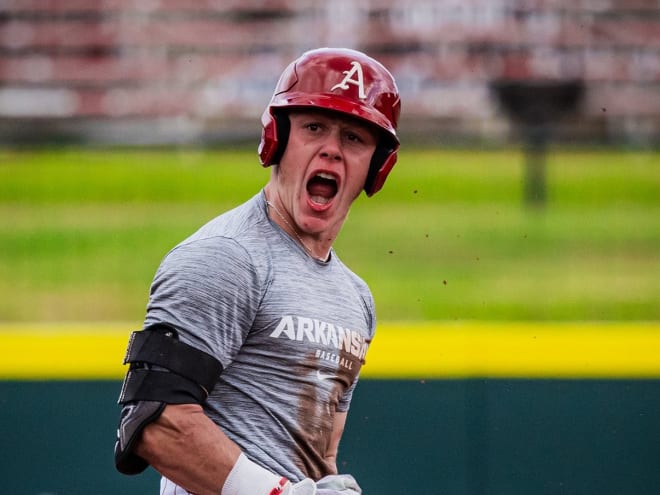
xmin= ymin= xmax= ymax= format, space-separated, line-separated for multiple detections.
xmin=0 ymin=0 xmax=658 ymax=146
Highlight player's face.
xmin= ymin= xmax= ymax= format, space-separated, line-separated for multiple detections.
xmin=269 ymin=109 xmax=379 ymax=242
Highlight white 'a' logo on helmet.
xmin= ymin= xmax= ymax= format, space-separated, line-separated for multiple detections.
xmin=331 ymin=61 xmax=366 ymax=99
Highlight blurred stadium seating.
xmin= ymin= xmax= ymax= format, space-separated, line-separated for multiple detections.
xmin=0 ymin=0 xmax=658 ymax=146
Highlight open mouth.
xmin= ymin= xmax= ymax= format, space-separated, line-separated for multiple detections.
xmin=307 ymin=172 xmax=338 ymax=205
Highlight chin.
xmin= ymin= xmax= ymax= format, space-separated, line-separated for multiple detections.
xmin=299 ymin=215 xmax=330 ymax=234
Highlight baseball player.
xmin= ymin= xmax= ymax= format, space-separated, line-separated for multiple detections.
xmin=114 ymin=47 xmax=401 ymax=495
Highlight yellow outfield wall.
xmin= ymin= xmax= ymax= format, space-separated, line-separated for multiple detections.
xmin=1 ymin=321 xmax=660 ymax=380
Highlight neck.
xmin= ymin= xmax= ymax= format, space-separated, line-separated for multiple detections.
xmin=264 ymin=192 xmax=331 ymax=262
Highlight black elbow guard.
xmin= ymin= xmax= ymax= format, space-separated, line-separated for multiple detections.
xmin=114 ymin=324 xmax=223 ymax=475
xmin=115 ymin=400 xmax=166 ymax=475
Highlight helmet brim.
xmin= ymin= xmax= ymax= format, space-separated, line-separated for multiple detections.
xmin=269 ymin=92 xmax=399 ymax=145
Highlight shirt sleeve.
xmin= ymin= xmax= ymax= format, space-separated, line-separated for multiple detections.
xmin=144 ymin=235 xmax=263 ymax=369
xmin=335 ymin=267 xmax=375 ymax=413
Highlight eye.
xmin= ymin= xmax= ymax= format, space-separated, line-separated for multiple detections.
xmin=346 ymin=131 xmax=363 ymax=143
xmin=304 ymin=122 xmax=322 ymax=132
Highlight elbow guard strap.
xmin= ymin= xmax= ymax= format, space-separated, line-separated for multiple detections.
xmin=115 ymin=324 xmax=223 ymax=475
xmin=118 ymin=325 xmax=223 ymax=404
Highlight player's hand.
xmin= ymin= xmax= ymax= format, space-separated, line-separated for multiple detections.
xmin=281 ymin=477 xmax=317 ymax=495
xmin=315 ymin=474 xmax=362 ymax=494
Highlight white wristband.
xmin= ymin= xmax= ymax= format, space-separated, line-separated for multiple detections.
xmin=221 ymin=453 xmax=289 ymax=495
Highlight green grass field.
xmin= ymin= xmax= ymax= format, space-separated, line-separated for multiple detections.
xmin=1 ymin=147 xmax=658 ymax=322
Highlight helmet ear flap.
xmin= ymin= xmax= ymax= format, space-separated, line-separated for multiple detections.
xmin=364 ymin=137 xmax=399 ymax=196
xmin=259 ymin=111 xmax=290 ymax=167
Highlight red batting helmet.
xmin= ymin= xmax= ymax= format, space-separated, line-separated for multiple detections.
xmin=258 ymin=47 xmax=401 ymax=196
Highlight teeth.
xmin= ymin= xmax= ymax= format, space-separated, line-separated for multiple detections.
xmin=316 ymin=172 xmax=336 ymax=181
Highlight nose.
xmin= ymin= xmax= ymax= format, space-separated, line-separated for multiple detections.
xmin=319 ymin=129 xmax=343 ymax=162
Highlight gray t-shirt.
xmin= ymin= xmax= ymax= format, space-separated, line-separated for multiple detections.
xmin=144 ymin=191 xmax=376 ymax=483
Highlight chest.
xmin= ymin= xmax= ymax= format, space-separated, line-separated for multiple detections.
xmin=249 ymin=260 xmax=373 ymax=384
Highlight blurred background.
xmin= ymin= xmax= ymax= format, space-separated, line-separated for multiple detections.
xmin=1 ymin=1 xmax=659 ymax=494
xmin=1 ymin=0 xmax=658 ymax=146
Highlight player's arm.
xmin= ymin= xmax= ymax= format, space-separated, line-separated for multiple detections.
xmin=134 ymin=403 xmax=316 ymax=495
xmin=316 ymin=415 xmax=362 ymax=495
xmin=324 ymin=411 xmax=347 ymax=473
xmin=114 ymin=325 xmax=315 ymax=495
xmin=316 ymin=410 xmax=363 ymax=494
xmin=137 ymin=403 xmax=240 ymax=494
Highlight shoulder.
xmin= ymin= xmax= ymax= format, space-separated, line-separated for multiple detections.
xmin=156 ymin=193 xmax=274 ymax=287
xmin=331 ymin=254 xmax=371 ymax=295
xmin=186 ymin=192 xmax=268 ymax=245
xmin=330 ymin=254 xmax=376 ymax=330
